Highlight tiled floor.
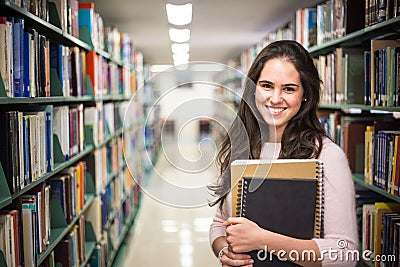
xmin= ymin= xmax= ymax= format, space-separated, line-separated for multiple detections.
xmin=119 ymin=137 xmax=220 ymax=267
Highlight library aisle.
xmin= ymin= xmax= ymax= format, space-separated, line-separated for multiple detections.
xmin=118 ymin=135 xmax=219 ymax=267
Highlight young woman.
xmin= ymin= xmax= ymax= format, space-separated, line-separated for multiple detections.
xmin=209 ymin=40 xmax=358 ymax=267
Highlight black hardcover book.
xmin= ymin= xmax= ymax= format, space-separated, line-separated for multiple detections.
xmin=238 ymin=177 xmax=320 ymax=266
xmin=231 ymin=159 xmax=324 ymax=266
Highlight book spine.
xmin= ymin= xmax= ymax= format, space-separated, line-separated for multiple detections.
xmin=23 ymin=115 xmax=31 ymax=186
xmin=13 ymin=19 xmax=23 ymax=97
xmin=23 ymin=31 xmax=31 ymax=97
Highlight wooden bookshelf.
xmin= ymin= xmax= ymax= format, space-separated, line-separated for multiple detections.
xmin=0 ymin=0 xmax=144 ymax=266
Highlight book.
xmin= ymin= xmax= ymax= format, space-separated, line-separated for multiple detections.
xmin=231 ymin=159 xmax=324 ymax=266
xmin=373 ymin=202 xmax=400 ymax=267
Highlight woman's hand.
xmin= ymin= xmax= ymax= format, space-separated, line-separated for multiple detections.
xmin=223 ymin=217 xmax=265 ymax=253
xmin=219 ymin=246 xmax=254 ymax=267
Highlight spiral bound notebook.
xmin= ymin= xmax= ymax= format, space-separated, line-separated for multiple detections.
xmin=231 ymin=159 xmax=324 ymax=266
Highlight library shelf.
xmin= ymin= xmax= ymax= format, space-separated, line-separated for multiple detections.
xmin=106 ymin=206 xmax=139 ymax=267
xmin=319 ymin=104 xmax=400 ymax=113
xmin=0 ymin=145 xmax=94 ymax=209
xmin=353 ymin=174 xmax=400 ymax=204
xmin=309 ymin=16 xmax=400 ymax=57
xmin=37 ymin=193 xmax=95 ymax=265
xmin=0 ymin=96 xmax=95 ymax=105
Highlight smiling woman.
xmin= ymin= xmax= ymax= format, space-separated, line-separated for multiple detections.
xmin=208 ymin=40 xmax=359 ymax=267
xmin=255 ymin=59 xmax=304 ymax=142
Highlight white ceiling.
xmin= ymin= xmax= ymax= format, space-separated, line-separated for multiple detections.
xmin=91 ymin=0 xmax=324 ymax=65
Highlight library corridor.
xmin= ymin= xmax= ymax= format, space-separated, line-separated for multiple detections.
xmin=118 ymin=136 xmax=219 ymax=267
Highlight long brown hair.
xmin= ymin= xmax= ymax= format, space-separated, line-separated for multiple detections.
xmin=209 ymin=40 xmax=327 ymax=207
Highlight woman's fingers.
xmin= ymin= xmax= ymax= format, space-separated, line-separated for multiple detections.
xmin=220 ymin=250 xmax=254 ymax=266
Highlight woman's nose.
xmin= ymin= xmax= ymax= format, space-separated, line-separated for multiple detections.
xmin=269 ymin=89 xmax=282 ymax=104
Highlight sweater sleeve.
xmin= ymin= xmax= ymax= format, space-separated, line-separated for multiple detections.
xmin=313 ymin=139 xmax=359 ymax=266
xmin=209 ymin=191 xmax=232 ymax=246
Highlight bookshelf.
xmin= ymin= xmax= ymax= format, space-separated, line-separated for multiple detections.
xmin=0 ymin=1 xmax=144 ymax=267
xmin=212 ymin=61 xmax=243 ymax=144
xmin=237 ymin=1 xmax=400 ymax=266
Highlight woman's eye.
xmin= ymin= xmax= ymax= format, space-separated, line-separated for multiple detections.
xmin=284 ymin=87 xmax=295 ymax=92
xmin=260 ymin=83 xmax=272 ymax=89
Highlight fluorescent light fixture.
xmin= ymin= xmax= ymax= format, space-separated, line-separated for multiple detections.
xmin=150 ymin=65 xmax=173 ymax=73
xmin=171 ymin=43 xmax=190 ymax=54
xmin=166 ymin=3 xmax=192 ymax=26
xmin=169 ymin=28 xmax=190 ymax=43
xmin=173 ymin=53 xmax=190 ymax=63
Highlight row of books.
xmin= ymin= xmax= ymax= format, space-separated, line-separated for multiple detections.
xmin=366 ymin=0 xmax=400 ymax=27
xmin=82 ymin=181 xmax=137 ymax=264
xmin=52 ymin=215 xmax=86 ymax=267
xmin=315 ymin=48 xmax=364 ymax=105
xmin=84 ymin=101 xmax=139 ymax=148
xmin=50 ymin=162 xmax=86 ymax=225
xmin=0 ymin=153 xmax=137 ymax=266
xmin=12 ymin=0 xmax=49 ymax=21
xmin=84 ymin=142 xmax=121 ymax=195
xmin=84 ymin=51 xmax=135 ymax=98
xmin=365 ymin=40 xmax=400 ymax=107
xmin=51 ymin=44 xmax=85 ymax=98
xmin=53 ymin=104 xmax=84 ymax=161
xmin=0 ymin=161 xmax=83 ymax=267
xmin=362 ymin=202 xmax=400 ymax=267
xmin=0 ymin=187 xmax=52 ymax=267
xmin=319 ymin=112 xmax=400 ymax=196
xmin=240 ymin=0 xmax=366 ymax=72
xmin=315 ymin=39 xmax=400 ymax=107
xmin=7 ymin=0 xmax=141 ymax=68
xmin=372 ymin=129 xmax=400 ymax=193
xmin=52 ymin=0 xmax=136 ymax=67
xmin=0 ymin=108 xmax=53 ymax=194
xmin=294 ymin=7 xmax=317 ymax=49
xmin=315 ymin=0 xmax=364 ymax=45
xmin=74 ymin=148 xmax=139 ymax=266
xmin=0 ymin=16 xmax=137 ymax=99
xmin=0 ymin=18 xmax=52 ymax=98
xmin=0 ymin=100 xmax=142 ymax=195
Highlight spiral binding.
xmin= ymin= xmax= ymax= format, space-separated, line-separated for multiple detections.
xmin=314 ymin=161 xmax=324 ymax=238
xmin=235 ymin=179 xmax=243 ymax=217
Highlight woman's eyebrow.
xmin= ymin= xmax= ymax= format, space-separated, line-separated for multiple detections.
xmin=258 ymin=80 xmax=273 ymax=84
xmin=283 ymin=83 xmax=299 ymax=87
xmin=258 ymin=80 xmax=299 ymax=87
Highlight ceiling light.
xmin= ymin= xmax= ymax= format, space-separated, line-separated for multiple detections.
xmin=166 ymin=3 xmax=192 ymax=26
xmin=173 ymin=53 xmax=190 ymax=63
xmin=174 ymin=59 xmax=189 ymax=67
xmin=171 ymin=43 xmax=190 ymax=54
xmin=169 ymin=28 xmax=190 ymax=43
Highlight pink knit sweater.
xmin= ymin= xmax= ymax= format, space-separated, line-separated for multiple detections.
xmin=209 ymin=138 xmax=359 ymax=266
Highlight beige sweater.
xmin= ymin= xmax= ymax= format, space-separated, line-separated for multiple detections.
xmin=209 ymin=138 xmax=359 ymax=266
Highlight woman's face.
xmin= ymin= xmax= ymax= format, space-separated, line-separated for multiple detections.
xmin=255 ymin=58 xmax=304 ymax=140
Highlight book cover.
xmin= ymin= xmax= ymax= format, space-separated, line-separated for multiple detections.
xmin=231 ymin=159 xmax=324 ymax=266
xmin=344 ymin=53 xmax=365 ymax=104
